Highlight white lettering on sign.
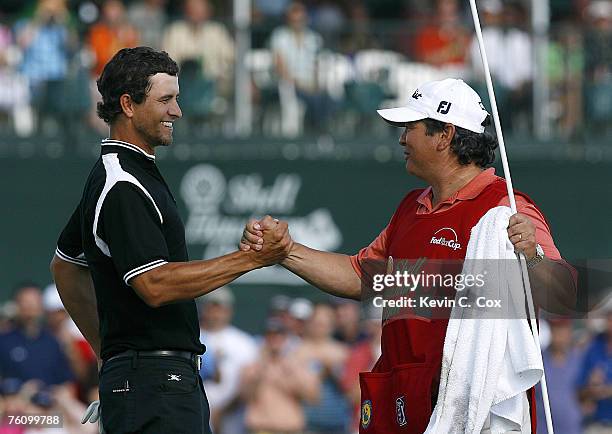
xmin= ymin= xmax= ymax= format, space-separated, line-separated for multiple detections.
xmin=180 ymin=164 xmax=343 ymax=285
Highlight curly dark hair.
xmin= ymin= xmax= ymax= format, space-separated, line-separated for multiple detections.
xmin=421 ymin=117 xmax=498 ymax=168
xmin=96 ymin=47 xmax=179 ymax=124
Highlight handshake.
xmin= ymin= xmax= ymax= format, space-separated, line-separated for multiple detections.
xmin=238 ymin=215 xmax=294 ymax=267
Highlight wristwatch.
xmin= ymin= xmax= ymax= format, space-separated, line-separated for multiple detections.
xmin=526 ymin=244 xmax=545 ymax=269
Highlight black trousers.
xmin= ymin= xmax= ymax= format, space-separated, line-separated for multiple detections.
xmin=99 ymin=355 xmax=212 ymax=434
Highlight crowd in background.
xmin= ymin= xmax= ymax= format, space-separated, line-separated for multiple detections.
xmin=0 ymin=282 xmax=610 ymax=434
xmin=0 ymin=0 xmax=609 ymax=432
xmin=0 ymin=0 xmax=610 ymax=141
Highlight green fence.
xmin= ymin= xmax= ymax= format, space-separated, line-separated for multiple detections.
xmin=1 ymin=153 xmax=610 ymax=331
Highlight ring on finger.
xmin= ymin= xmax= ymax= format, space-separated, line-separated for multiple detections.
xmin=518 ymin=234 xmax=522 ymax=241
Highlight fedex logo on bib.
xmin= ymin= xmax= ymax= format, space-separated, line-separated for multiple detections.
xmin=430 ymin=227 xmax=462 ymax=251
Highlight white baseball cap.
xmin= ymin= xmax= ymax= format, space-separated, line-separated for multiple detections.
xmin=377 ymin=78 xmax=490 ymax=133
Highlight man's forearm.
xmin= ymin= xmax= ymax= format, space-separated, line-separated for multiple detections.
xmin=529 ymin=258 xmax=577 ymax=315
xmin=50 ymin=255 xmax=100 ymax=358
xmin=132 ymin=251 xmax=266 ymax=307
xmin=281 ymin=243 xmax=362 ymax=300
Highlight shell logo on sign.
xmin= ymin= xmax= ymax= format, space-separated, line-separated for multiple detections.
xmin=180 ymin=164 xmax=343 ymax=285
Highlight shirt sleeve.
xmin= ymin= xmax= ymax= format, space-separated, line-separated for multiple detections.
xmin=56 ymin=203 xmax=88 ymax=267
xmin=99 ymin=182 xmax=169 ymax=285
xmin=501 ymin=195 xmax=579 ymax=300
xmin=350 ymin=224 xmax=391 ymax=278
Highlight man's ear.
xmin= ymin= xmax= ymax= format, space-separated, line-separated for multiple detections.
xmin=436 ymin=123 xmax=455 ymax=151
xmin=119 ymin=94 xmax=135 ymax=118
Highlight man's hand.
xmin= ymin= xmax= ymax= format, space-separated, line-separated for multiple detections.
xmin=240 ymin=218 xmax=266 ymax=252
xmin=241 ymin=215 xmax=361 ymax=300
xmin=241 ymin=215 xmax=293 ymax=266
xmin=507 ymin=213 xmax=537 ymax=259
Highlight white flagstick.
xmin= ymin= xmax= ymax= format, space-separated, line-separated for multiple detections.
xmin=468 ymin=1 xmax=555 ymax=433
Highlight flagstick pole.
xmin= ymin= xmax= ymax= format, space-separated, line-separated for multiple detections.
xmin=468 ymin=1 xmax=555 ymax=432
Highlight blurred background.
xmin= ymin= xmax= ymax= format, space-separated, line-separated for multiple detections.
xmin=0 ymin=0 xmax=610 ymax=433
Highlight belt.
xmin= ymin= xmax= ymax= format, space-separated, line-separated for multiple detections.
xmin=105 ymin=350 xmax=202 ymax=370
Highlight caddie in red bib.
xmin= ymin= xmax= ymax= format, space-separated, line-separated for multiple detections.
xmin=240 ymin=78 xmax=576 ymax=434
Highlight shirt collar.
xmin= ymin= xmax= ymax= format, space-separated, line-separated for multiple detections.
xmin=417 ymin=168 xmax=497 ymax=213
xmin=101 ymin=139 xmax=156 ymax=161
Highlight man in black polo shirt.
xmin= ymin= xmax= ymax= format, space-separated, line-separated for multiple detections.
xmin=50 ymin=47 xmax=292 ymax=434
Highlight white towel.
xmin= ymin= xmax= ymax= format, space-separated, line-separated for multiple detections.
xmin=424 ymin=206 xmax=543 ymax=434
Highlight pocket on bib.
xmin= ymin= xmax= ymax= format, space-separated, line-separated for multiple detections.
xmin=359 ymin=362 xmax=436 ymax=434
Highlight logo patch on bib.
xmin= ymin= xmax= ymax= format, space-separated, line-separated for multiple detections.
xmin=361 ymin=400 xmax=372 ymax=429
xmin=396 ymin=396 xmax=407 ymax=427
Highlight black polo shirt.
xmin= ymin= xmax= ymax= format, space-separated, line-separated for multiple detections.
xmin=56 ymin=139 xmax=204 ymax=360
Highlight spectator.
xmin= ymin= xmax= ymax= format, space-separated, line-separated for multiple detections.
xmin=333 ymin=299 xmax=367 ymax=345
xmin=162 ymin=0 xmax=235 ymax=99
xmin=42 ymin=284 xmax=96 ymax=395
xmin=199 ymin=287 xmax=258 ymax=434
xmin=265 ymin=295 xmax=301 ymax=351
xmin=547 ymin=24 xmax=584 ymax=139
xmin=268 ymin=294 xmax=292 ymax=324
xmin=0 ymin=283 xmax=74 ymax=389
xmin=241 ymin=317 xmax=319 ymax=434
xmin=86 ymin=0 xmax=139 ymax=134
xmin=0 ymin=18 xmax=33 ymax=137
xmin=467 ymin=0 xmax=533 ymax=133
xmin=412 ymin=0 xmax=469 ymax=68
xmin=311 ymin=0 xmax=347 ymax=43
xmin=270 ymin=1 xmax=333 ymax=135
xmin=582 ymin=1 xmax=612 ymax=132
xmin=14 ymin=0 xmax=73 ymax=107
xmin=87 ymin=0 xmax=140 ymax=77
xmin=0 ymin=377 xmax=97 ymax=434
xmin=583 ymin=0 xmax=612 ymax=82
xmin=503 ymin=1 xmax=534 ymax=130
xmin=0 ymin=378 xmax=31 ymax=434
xmin=341 ymin=2 xmax=380 ymax=56
xmin=294 ymin=303 xmax=351 ymax=434
xmin=127 ymin=0 xmax=168 ymax=49
xmin=578 ymin=307 xmax=612 ymax=433
xmin=287 ymin=296 xmax=314 ymax=341
xmin=536 ymin=319 xmax=584 ymax=434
